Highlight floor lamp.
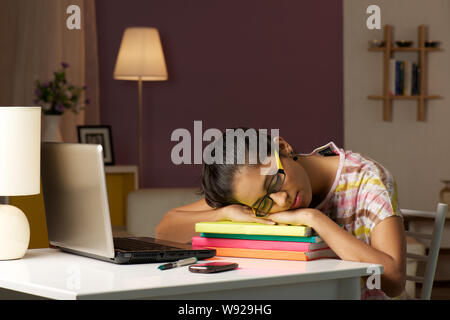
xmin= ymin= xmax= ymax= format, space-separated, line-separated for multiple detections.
xmin=113 ymin=27 xmax=168 ymax=187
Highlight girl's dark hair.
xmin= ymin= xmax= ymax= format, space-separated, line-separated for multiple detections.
xmin=199 ymin=127 xmax=278 ymax=208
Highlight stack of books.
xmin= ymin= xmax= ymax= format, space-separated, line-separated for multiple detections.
xmin=389 ymin=59 xmax=420 ymax=96
xmin=193 ymin=221 xmax=337 ymax=261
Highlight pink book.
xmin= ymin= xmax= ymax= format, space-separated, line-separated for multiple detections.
xmin=192 ymin=236 xmax=328 ymax=252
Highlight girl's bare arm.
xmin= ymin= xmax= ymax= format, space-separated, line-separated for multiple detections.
xmin=155 ymin=198 xmax=274 ymax=243
xmin=268 ymin=209 xmax=406 ymax=297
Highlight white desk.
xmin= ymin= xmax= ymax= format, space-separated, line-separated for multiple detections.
xmin=0 ymin=249 xmax=382 ymax=300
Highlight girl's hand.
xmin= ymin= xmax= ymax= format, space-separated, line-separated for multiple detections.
xmin=267 ymin=208 xmax=320 ymax=226
xmin=220 ymin=204 xmax=276 ymax=225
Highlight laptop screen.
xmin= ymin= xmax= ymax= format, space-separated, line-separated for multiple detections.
xmin=41 ymin=143 xmax=116 ymax=259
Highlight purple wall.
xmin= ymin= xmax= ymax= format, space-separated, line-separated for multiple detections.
xmin=96 ymin=0 xmax=343 ymax=188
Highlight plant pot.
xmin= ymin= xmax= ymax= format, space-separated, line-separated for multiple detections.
xmin=42 ymin=114 xmax=63 ymax=142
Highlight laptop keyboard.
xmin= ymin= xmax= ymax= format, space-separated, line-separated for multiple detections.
xmin=113 ymin=238 xmax=181 ymax=252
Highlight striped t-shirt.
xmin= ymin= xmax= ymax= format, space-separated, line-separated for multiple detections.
xmin=300 ymin=142 xmax=404 ymax=300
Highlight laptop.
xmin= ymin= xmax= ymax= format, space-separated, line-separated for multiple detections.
xmin=41 ymin=142 xmax=216 ymax=264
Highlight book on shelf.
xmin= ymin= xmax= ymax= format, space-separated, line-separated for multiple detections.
xmin=404 ymin=61 xmax=412 ymax=96
xmin=192 ymin=236 xmax=329 ymax=252
xmin=389 ymin=58 xmax=396 ymax=95
xmin=412 ymin=64 xmax=420 ymax=95
xmin=200 ymin=233 xmax=323 ymax=243
xmin=195 ymin=221 xmax=314 ymax=237
xmin=202 ymin=247 xmax=337 ymax=261
xmin=396 ymin=60 xmax=404 ymax=95
xmin=389 ymin=59 xmax=420 ymax=96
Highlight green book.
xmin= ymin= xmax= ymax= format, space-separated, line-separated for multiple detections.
xmin=195 ymin=221 xmax=313 ymax=237
xmin=201 ymin=233 xmax=322 ymax=243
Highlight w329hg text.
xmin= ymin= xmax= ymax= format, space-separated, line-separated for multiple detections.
xmin=178 ymin=304 xmax=272 ymax=317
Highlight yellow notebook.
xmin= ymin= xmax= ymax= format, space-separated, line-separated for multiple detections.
xmin=195 ymin=221 xmax=313 ymax=237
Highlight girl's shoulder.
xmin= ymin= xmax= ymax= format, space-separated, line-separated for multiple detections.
xmin=341 ymin=149 xmax=394 ymax=184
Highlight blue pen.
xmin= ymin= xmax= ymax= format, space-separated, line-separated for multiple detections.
xmin=158 ymin=257 xmax=198 ymax=270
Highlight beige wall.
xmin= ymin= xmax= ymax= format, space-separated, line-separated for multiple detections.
xmin=344 ymin=0 xmax=450 ymax=211
xmin=0 ymin=0 xmax=100 ymax=141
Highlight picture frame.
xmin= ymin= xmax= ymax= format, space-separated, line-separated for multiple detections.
xmin=77 ymin=125 xmax=115 ymax=165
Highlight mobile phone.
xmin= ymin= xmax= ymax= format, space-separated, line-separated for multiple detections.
xmin=188 ymin=262 xmax=238 ymax=273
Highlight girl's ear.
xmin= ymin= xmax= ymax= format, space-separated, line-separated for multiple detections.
xmin=273 ymin=136 xmax=294 ymax=157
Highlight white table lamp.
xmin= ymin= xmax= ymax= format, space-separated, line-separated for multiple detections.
xmin=113 ymin=27 xmax=168 ymax=187
xmin=0 ymin=107 xmax=41 ymax=260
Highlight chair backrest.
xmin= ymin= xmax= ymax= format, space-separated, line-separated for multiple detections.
xmin=401 ymin=202 xmax=448 ymax=300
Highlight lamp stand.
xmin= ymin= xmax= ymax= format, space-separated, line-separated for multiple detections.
xmin=0 ymin=204 xmax=30 ymax=260
xmin=138 ymin=77 xmax=143 ymax=188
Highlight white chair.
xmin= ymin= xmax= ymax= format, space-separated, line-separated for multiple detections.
xmin=401 ymin=202 xmax=448 ymax=300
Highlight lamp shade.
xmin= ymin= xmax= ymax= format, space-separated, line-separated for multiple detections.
xmin=0 ymin=107 xmax=41 ymax=196
xmin=113 ymin=27 xmax=168 ymax=81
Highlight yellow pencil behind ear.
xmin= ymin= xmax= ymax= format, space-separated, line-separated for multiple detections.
xmin=273 ymin=148 xmax=284 ymax=171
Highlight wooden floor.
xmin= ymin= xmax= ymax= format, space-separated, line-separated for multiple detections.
xmin=431 ymin=287 xmax=450 ymax=299
xmin=417 ymin=282 xmax=450 ymax=299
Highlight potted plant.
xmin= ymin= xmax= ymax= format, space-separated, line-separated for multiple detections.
xmin=34 ymin=62 xmax=89 ymax=141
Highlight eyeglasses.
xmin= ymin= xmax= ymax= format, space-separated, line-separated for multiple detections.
xmin=251 ymin=150 xmax=286 ymax=217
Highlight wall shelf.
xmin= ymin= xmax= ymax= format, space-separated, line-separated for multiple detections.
xmin=368 ymin=25 xmax=442 ymax=121
xmin=369 ymin=47 xmax=441 ymax=52
xmin=368 ymin=95 xmax=441 ymax=100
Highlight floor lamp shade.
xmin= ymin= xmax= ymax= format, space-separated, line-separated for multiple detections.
xmin=0 ymin=106 xmax=41 ymax=260
xmin=113 ymin=27 xmax=168 ymax=188
xmin=0 ymin=107 xmax=41 ymax=196
xmin=113 ymin=27 xmax=168 ymax=81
